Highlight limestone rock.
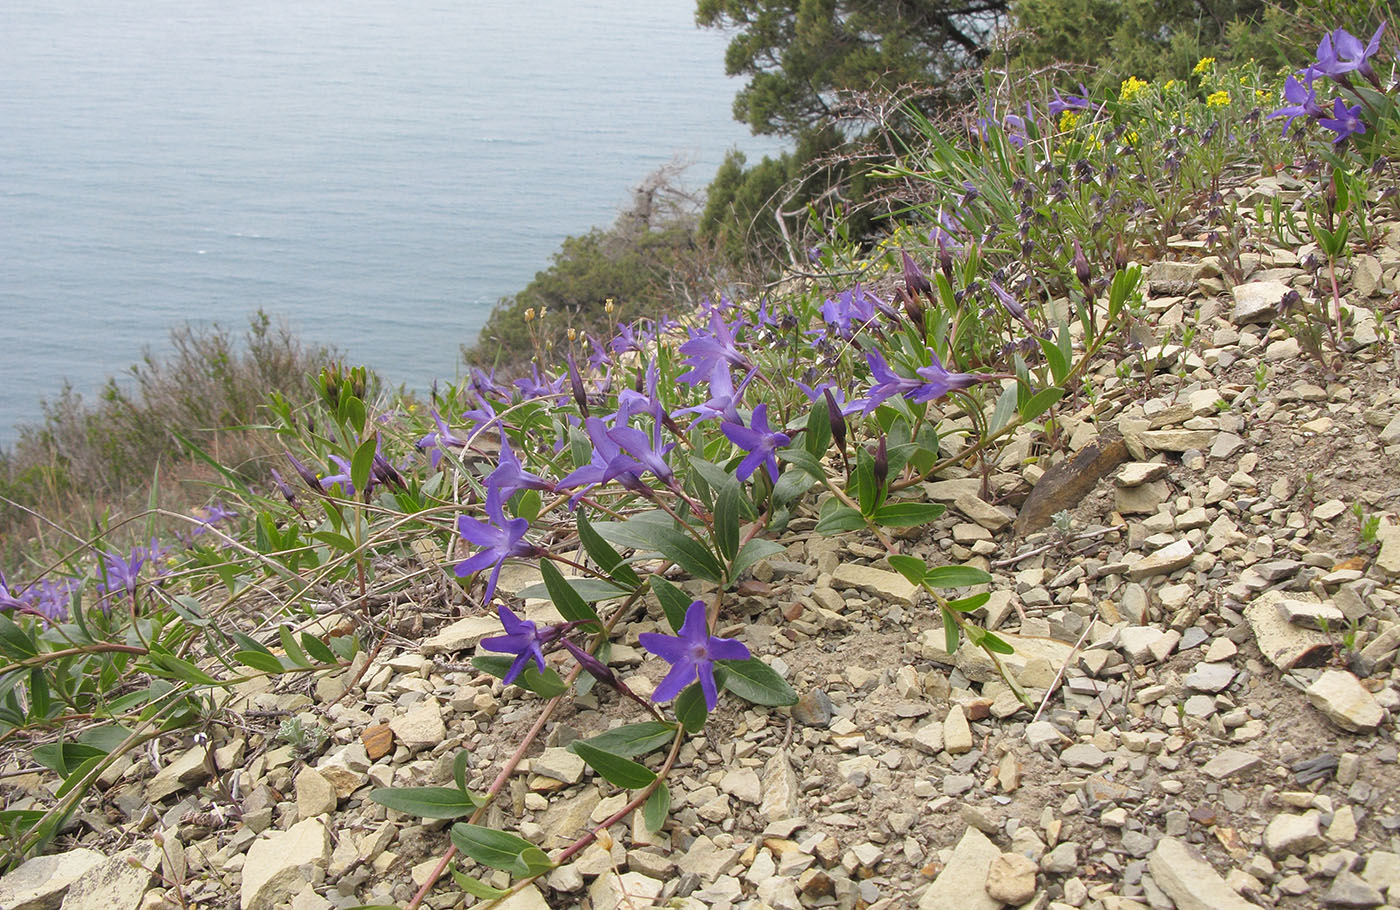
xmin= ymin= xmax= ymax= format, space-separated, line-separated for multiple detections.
xmin=241 ymin=818 xmax=332 ymax=910
xmin=421 ymin=615 xmax=500 ymax=656
xmin=1245 ymin=592 xmax=1332 ymax=670
xmin=295 ymin=767 xmax=338 ymax=818
xmin=1263 ymin=811 xmax=1324 ymax=858
xmin=589 ymin=872 xmax=662 ymax=910
xmin=1231 ymin=279 xmax=1289 ymax=324
xmin=1127 ymin=539 xmax=1194 ymax=581
xmin=0 ymin=849 xmax=104 ymax=910
xmin=59 ymin=843 xmax=160 ymax=910
xmin=943 ymin=705 xmax=973 ymax=754
xmin=1306 ymin=670 xmax=1385 ymax=732
xmin=146 ymin=745 xmax=211 ymax=802
xmin=1148 ymin=837 xmax=1257 ymax=910
xmin=985 ymin=852 xmax=1038 ymax=904
xmin=918 ymin=827 xmax=1002 ymax=910
xmin=1377 ymin=522 xmax=1400 ymax=576
xmin=831 ymin=564 xmax=918 ymax=606
xmin=388 ymin=699 xmax=445 ymax=750
xmin=760 ymin=750 xmax=800 ymax=822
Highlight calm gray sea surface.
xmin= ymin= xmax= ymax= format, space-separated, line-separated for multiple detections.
xmin=0 ymin=0 xmax=782 ymax=445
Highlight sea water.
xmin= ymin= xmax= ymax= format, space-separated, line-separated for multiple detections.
xmin=0 ymin=0 xmax=783 ymax=444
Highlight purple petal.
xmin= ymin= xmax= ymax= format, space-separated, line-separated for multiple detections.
xmin=650 ymin=657 xmax=698 ymax=703
xmin=697 ymin=661 xmax=719 ymax=710
xmin=639 ymin=631 xmax=690 ymax=663
xmin=708 ymin=637 xmax=752 ymax=662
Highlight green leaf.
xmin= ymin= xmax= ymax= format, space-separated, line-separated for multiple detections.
xmin=1019 ymin=387 xmax=1064 ymax=423
xmin=453 ymin=750 xmax=471 ymax=795
xmin=539 ymin=560 xmax=602 ymax=628
xmin=371 ymin=787 xmax=478 ymax=818
xmin=946 ymin=592 xmax=991 ymax=613
xmin=814 ymin=504 xmax=864 ymax=535
xmin=1037 ymin=333 xmax=1069 ymax=384
xmin=0 ymin=614 xmax=37 ymax=658
xmin=650 ymin=577 xmax=691 ymax=633
xmin=518 ymin=664 xmax=569 ymax=699
xmin=772 ymin=468 xmax=815 ymax=508
xmin=233 ymin=650 xmax=286 ymax=675
xmin=278 ymin=626 xmax=310 ymax=668
xmin=450 ymin=824 xmax=552 ymax=875
xmin=855 ymin=449 xmax=876 ymax=515
xmin=673 ymin=683 xmax=709 ymax=734
xmin=514 ymin=488 xmax=541 ymax=523
xmin=887 ymin=554 xmax=927 ymax=586
xmin=989 ymin=383 xmax=1018 ymax=434
xmin=778 ymin=445 xmax=826 ymax=481
xmin=570 ymin=722 xmax=676 ymax=759
xmin=449 ymin=866 xmax=509 ymax=900
xmin=151 ymin=652 xmax=222 ymax=685
xmin=942 ymin=608 xmax=959 ymax=654
xmin=515 ymin=578 xmax=631 ymax=604
xmin=472 ymin=655 xmax=515 ymax=679
xmin=720 ymin=658 xmax=798 ymax=706
xmin=301 ymin=632 xmax=338 ymax=665
xmin=311 ymin=530 xmax=357 ymax=554
xmin=350 ymin=434 xmax=378 ymax=498
xmin=54 ymin=755 xmax=103 ymax=798
xmin=871 ymin=501 xmax=947 ymax=528
xmin=804 ymin=396 xmax=832 ymax=459
xmin=730 ymin=538 xmax=783 ymax=582
xmin=923 ymin=565 xmax=992 ymax=588
xmin=653 ymin=528 xmax=723 ymax=583
xmin=714 ymin=485 xmax=741 ymax=562
xmin=982 ymin=631 xmax=1016 ymax=654
xmin=577 ymin=511 xmax=640 ymax=588
xmin=571 ymin=741 xmax=657 ymax=789
xmin=33 ymin=741 xmax=107 ymax=776
xmin=593 ymin=510 xmax=672 ymax=552
xmin=643 ymin=782 xmax=670 ymax=833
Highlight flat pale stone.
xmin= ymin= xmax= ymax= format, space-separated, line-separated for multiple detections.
xmin=1183 ymin=661 xmax=1235 ymax=693
xmin=943 ymin=705 xmax=973 ymax=754
xmin=421 ymin=615 xmax=500 ymax=655
xmin=1246 ymin=592 xmax=1333 ymax=670
xmin=532 ymin=747 xmax=585 ymax=785
xmin=1202 ymin=749 xmax=1261 ymax=780
xmin=918 ymin=827 xmax=1002 ymax=910
xmin=59 ymin=843 xmax=160 ymax=910
xmin=1277 ymin=598 xmax=1346 ymax=631
xmin=1377 ymin=523 xmax=1400 ymax=576
xmin=588 ymin=872 xmax=662 ymax=910
xmin=1149 ymin=837 xmax=1257 ymax=910
xmin=831 ymin=564 xmax=918 ymax=606
xmin=295 ymin=767 xmax=338 ymax=818
xmin=953 ymin=492 xmax=1013 ymax=532
xmin=1230 ymin=279 xmax=1289 ymax=325
xmin=1141 ymin=429 xmax=1214 ymax=452
xmin=1116 ymin=462 xmax=1171 ymax=486
xmin=759 ymin=750 xmax=800 ymax=822
xmin=719 ymin=768 xmax=762 ymax=804
xmin=985 ymin=852 xmax=1038 ymax=904
xmin=388 ymin=699 xmax=445 ymax=749
xmin=1264 ymin=811 xmax=1323 ymax=858
xmin=0 ymin=849 xmax=104 ymax=910
xmin=241 ymin=818 xmax=331 ymax=910
xmin=1127 ymin=538 xmax=1194 ymax=581
xmin=494 ymin=885 xmax=551 ymax=910
xmin=1306 ymin=670 xmax=1385 ymax=732
xmin=146 ymin=745 xmax=211 ymax=801
xmin=950 ymin=632 xmax=1075 ymax=683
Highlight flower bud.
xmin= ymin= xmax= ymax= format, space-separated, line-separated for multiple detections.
xmin=567 ymin=352 xmax=590 ymax=419
xmin=872 ymin=436 xmax=888 ymax=493
xmin=824 ymin=388 xmax=847 ymax=461
xmin=524 ymin=307 xmax=536 ymax=323
xmin=901 ymin=251 xmax=933 ymax=299
xmin=1073 ymin=240 xmax=1092 ymax=290
xmin=604 ymin=297 xmax=615 ymax=315
xmin=562 ymin=639 xmax=618 ymax=688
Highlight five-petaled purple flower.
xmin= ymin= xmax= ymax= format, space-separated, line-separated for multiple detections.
xmin=479 ymin=605 xmax=547 ymax=685
xmin=1307 ymin=22 xmax=1386 ymax=80
xmin=721 ymin=404 xmax=791 ymax=483
xmin=1319 ymin=97 xmax=1367 ymax=143
xmin=418 ymin=409 xmax=468 ymax=469
xmin=486 ymin=433 xmax=553 ymax=516
xmin=1270 ymin=74 xmax=1327 ymax=136
xmin=638 ymin=600 xmax=750 ymax=710
xmin=455 ymin=504 xmax=536 ymax=604
xmin=862 ymin=351 xmax=924 ymax=414
xmin=911 ymin=352 xmax=987 ymax=403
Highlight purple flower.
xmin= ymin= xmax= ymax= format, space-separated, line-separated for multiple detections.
xmin=454 ymin=505 xmax=535 ymax=604
xmin=479 ymin=605 xmax=547 ymax=685
xmin=793 ymin=381 xmax=866 ymax=416
xmin=269 ymin=468 xmax=297 ymax=503
xmin=0 ymin=573 xmax=27 ymax=613
xmin=1048 ymin=85 xmax=1094 ymax=116
xmin=862 ymin=350 xmax=924 ymax=414
xmin=320 ymin=456 xmax=355 ymax=495
xmin=989 ymin=279 xmax=1035 ymax=330
xmin=819 ymin=286 xmax=879 ymax=339
xmin=28 ymin=578 xmax=73 ymax=624
xmin=610 ymin=322 xmax=643 ymax=355
xmin=486 ymin=433 xmax=553 ymax=515
xmin=98 ymin=546 xmax=147 ymax=601
xmin=1308 ymin=23 xmax=1386 ymax=79
xmin=910 ymin=352 xmax=987 ymax=403
xmin=1270 ymin=75 xmax=1327 ymax=136
xmin=418 ymin=409 xmax=468 ymax=469
xmin=285 ymin=452 xmax=323 ymax=492
xmin=678 ymin=311 xmax=750 ymax=384
xmin=721 ymin=403 xmax=791 ymax=483
xmin=638 ymin=600 xmax=751 ymax=710
xmin=556 ymin=417 xmax=648 ymax=505
xmin=675 ymin=363 xmax=758 ymax=425
xmin=606 ymin=423 xmax=676 ymax=487
xmin=1319 ymin=97 xmax=1367 ymax=143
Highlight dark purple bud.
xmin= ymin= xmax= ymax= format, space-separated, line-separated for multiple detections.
xmin=1114 ymin=236 xmax=1128 ymax=272
xmin=897 ymin=287 xmax=926 ymax=335
xmin=269 ymin=468 xmax=297 ymax=503
xmin=567 ymin=352 xmax=590 ymax=419
xmin=901 ymin=251 xmax=933 ymax=298
xmin=872 ymin=436 xmax=888 ymax=492
xmin=823 ymin=388 xmax=847 ymax=460
xmin=371 ymin=453 xmax=407 ymax=491
xmin=561 ymin=639 xmax=619 ymax=687
xmin=1072 ymin=240 xmax=1092 ymax=289
xmin=285 ymin=453 xmax=322 ymax=492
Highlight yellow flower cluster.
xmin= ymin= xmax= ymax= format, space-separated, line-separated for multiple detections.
xmin=1120 ymin=76 xmax=1149 ymax=103
xmin=1059 ymin=111 xmax=1082 ymax=131
xmin=1164 ymin=79 xmax=1178 ymax=91
xmin=1124 ymin=129 xmax=1140 ymax=146
xmin=1193 ymin=56 xmax=1216 ymax=75
xmin=1206 ymin=90 xmax=1230 ymax=107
